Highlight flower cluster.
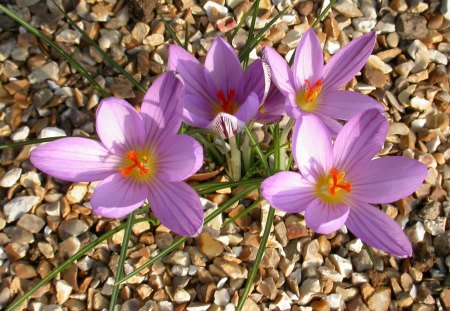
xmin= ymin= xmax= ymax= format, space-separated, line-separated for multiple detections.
xmin=31 ymin=29 xmax=427 ymax=257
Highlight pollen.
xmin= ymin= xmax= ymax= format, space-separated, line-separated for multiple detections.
xmin=315 ymin=167 xmax=351 ymax=204
xmin=296 ymin=79 xmax=322 ymax=112
xmin=119 ymin=150 xmax=156 ymax=182
xmin=217 ymin=89 xmax=237 ymax=114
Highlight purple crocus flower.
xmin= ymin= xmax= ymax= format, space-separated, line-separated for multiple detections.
xmin=256 ymin=83 xmax=286 ymax=124
xmin=30 ymin=72 xmax=204 ymax=237
xmin=263 ymin=29 xmax=383 ymax=135
xmin=169 ymin=37 xmax=271 ymax=137
xmin=261 ymin=109 xmax=427 ymax=257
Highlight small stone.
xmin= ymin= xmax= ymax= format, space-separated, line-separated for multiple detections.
xmin=0 ymin=168 xmax=22 ymax=188
xmin=4 ymin=196 xmax=40 ymax=223
xmin=396 ymin=13 xmax=428 ymax=40
xmin=285 ymin=216 xmax=309 ymax=240
xmin=397 ymin=292 xmax=414 ymax=308
xmin=334 ymin=0 xmax=363 ymax=18
xmin=346 ymin=239 xmax=363 ymax=253
xmin=143 ymin=33 xmax=164 ymax=46
xmin=275 ymin=291 xmax=292 ymax=310
xmin=131 ymin=22 xmax=150 ymax=43
xmin=318 ymin=266 xmax=344 ymax=282
xmin=367 ymin=287 xmax=391 ymax=311
xmin=28 ymin=62 xmax=60 ymax=84
xmin=203 ymin=1 xmax=228 ymax=22
xmin=214 ymin=257 xmax=247 ymax=279
xmin=58 ymin=219 xmax=89 ymax=239
xmin=424 ymin=217 xmax=446 ymax=236
xmin=298 ymin=278 xmax=321 ymax=305
xmin=59 ymin=237 xmax=81 ymax=257
xmin=410 ymin=97 xmax=431 ymax=111
xmin=214 ymin=288 xmax=230 ymax=306
xmin=11 ymin=126 xmax=30 ymax=142
xmin=198 ymin=232 xmax=224 ymax=259
xmin=353 ymin=17 xmax=376 ymax=33
xmin=440 ymin=288 xmax=450 ymax=310
xmin=20 ymin=171 xmax=41 ymax=188
xmin=66 ymin=183 xmax=88 ymax=204
xmin=216 ymin=16 xmax=237 ymax=33
xmin=174 ymin=288 xmax=191 ymax=304
xmin=330 ymin=254 xmax=353 ymax=278
xmin=38 ymin=127 xmax=66 ymax=139
xmin=406 ymin=222 xmax=426 ymax=243
xmin=13 ymin=262 xmax=37 ymax=279
xmin=17 ymin=214 xmax=45 ymax=233
xmin=310 ymin=300 xmax=330 ymax=311
xmin=256 ymin=277 xmax=277 ymax=300
xmin=56 ymin=280 xmax=72 ymax=304
xmin=388 ymin=122 xmax=409 ymax=136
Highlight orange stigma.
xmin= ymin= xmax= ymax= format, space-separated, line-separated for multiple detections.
xmin=328 ymin=167 xmax=352 ymax=195
xmin=296 ymin=79 xmax=323 ymax=112
xmin=217 ymin=89 xmax=236 ymax=114
xmin=119 ymin=151 xmax=149 ymax=177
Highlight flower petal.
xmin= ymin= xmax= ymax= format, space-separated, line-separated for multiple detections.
xmin=293 ymin=114 xmax=333 ymax=182
xmin=157 ymin=135 xmax=204 ymax=182
xmin=348 ymin=157 xmax=427 ymax=204
xmin=148 ymin=181 xmax=203 ymax=237
xmin=262 ymin=46 xmax=296 ymax=95
xmin=182 ymin=93 xmax=215 ymax=128
xmin=236 ymin=59 xmax=268 ymax=103
xmin=304 ymin=199 xmax=349 ymax=234
xmin=318 ymin=90 xmax=384 ymax=120
xmin=30 ymin=137 xmax=120 ymax=182
xmin=261 ymin=171 xmax=315 ymax=213
xmin=256 ymin=83 xmax=286 ymax=123
xmin=141 ymin=72 xmax=183 ymax=138
xmin=91 ymin=173 xmax=148 ymax=218
xmin=316 ymin=114 xmax=343 ymax=138
xmin=205 ymin=37 xmax=243 ymax=95
xmin=346 ymin=200 xmax=412 ymax=257
xmin=209 ymin=113 xmax=244 ymax=138
xmin=293 ymin=28 xmax=324 ymax=89
xmin=168 ymin=45 xmax=214 ymax=102
xmin=235 ymin=92 xmax=260 ymax=123
xmin=96 ymin=98 xmax=144 ymax=153
xmin=322 ymin=32 xmax=376 ymax=91
xmin=333 ymin=109 xmax=388 ymax=172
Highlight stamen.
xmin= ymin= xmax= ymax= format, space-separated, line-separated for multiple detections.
xmin=119 ymin=151 xmax=149 ymax=177
xmin=328 ymin=167 xmax=351 ymax=195
xmin=304 ymin=79 xmax=323 ymax=103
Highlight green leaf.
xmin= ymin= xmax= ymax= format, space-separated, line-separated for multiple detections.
xmin=244 ymin=125 xmax=270 ymax=173
xmin=160 ymin=14 xmax=184 ymax=48
xmin=228 ymin=2 xmax=256 ymax=44
xmin=0 ymin=4 xmax=109 ymax=98
xmin=222 ymin=198 xmax=263 ymax=227
xmin=108 ymin=212 xmax=136 ymax=310
xmin=0 ymin=136 xmax=65 ymax=150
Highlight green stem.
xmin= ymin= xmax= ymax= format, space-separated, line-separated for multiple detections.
xmin=228 ymin=135 xmax=242 ymax=181
xmin=236 ymin=207 xmax=275 ymax=310
xmin=193 ymin=178 xmax=264 ymax=194
xmin=6 ymin=217 xmax=153 ymax=311
xmin=0 ymin=4 xmax=109 ymax=98
xmin=0 ymin=136 xmax=65 ymax=150
xmin=244 ymin=125 xmax=270 ymax=174
xmin=116 ymin=185 xmax=259 ymax=285
xmin=243 ymin=0 xmax=261 ymax=67
xmin=278 ymin=118 xmax=295 ymax=171
xmin=108 ymin=212 xmax=136 ymax=310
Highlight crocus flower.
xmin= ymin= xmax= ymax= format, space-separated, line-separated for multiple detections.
xmin=261 ymin=109 xmax=427 ymax=257
xmin=256 ymin=83 xmax=286 ymax=124
xmin=263 ymin=29 xmax=383 ymax=135
xmin=169 ymin=37 xmax=271 ymax=137
xmin=31 ymin=72 xmax=204 ymax=237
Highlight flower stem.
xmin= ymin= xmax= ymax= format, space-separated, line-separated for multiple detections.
xmin=236 ymin=207 xmax=275 ymax=310
xmin=194 ymin=178 xmax=264 ymax=194
xmin=0 ymin=4 xmax=109 ymax=98
xmin=278 ymin=118 xmax=295 ymax=170
xmin=108 ymin=212 xmax=136 ymax=310
xmin=244 ymin=125 xmax=270 ymax=174
xmin=116 ymin=185 xmax=259 ymax=285
xmin=5 ymin=216 xmax=153 ymax=311
xmin=228 ymin=135 xmax=242 ymax=181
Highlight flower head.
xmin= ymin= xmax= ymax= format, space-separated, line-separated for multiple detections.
xmin=263 ymin=29 xmax=383 ymax=136
xmin=261 ymin=109 xmax=427 ymax=257
xmin=169 ymin=37 xmax=274 ymax=137
xmin=31 ymin=72 xmax=204 ymax=237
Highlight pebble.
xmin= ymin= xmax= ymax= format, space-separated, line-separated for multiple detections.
xmin=28 ymin=62 xmax=60 ymax=84
xmin=11 ymin=126 xmax=30 ymax=142
xmin=406 ymin=222 xmax=426 ymax=243
xmin=298 ymin=278 xmax=321 ymax=305
xmin=4 ymin=196 xmax=40 ymax=223
xmin=174 ymin=288 xmax=191 ymax=304
xmin=367 ymin=287 xmax=391 ymax=311
xmin=334 ymin=0 xmax=363 ymax=18
xmin=58 ymin=219 xmax=89 ymax=239
xmin=198 ymin=232 xmax=224 ymax=259
xmin=396 ymin=13 xmax=429 ymax=40
xmin=56 ymin=280 xmax=72 ymax=304
xmin=0 ymin=168 xmax=22 ymax=188
xmin=66 ymin=183 xmax=88 ymax=204
xmin=203 ymin=1 xmax=228 ymax=22
xmin=38 ymin=127 xmax=66 ymax=139
xmin=330 ymin=254 xmax=353 ymax=278
xmin=17 ymin=214 xmax=45 ymax=233
xmin=213 ymin=288 xmax=230 ymax=306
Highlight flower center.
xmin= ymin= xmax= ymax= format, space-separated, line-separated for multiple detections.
xmin=315 ymin=167 xmax=351 ymax=203
xmin=217 ymin=89 xmax=237 ymax=114
xmin=296 ymin=79 xmax=322 ymax=112
xmin=119 ymin=150 xmax=156 ymax=182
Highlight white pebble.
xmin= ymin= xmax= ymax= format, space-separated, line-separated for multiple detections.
xmin=4 ymin=196 xmax=40 ymax=223
xmin=0 ymin=168 xmax=22 ymax=188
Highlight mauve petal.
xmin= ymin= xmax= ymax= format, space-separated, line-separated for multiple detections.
xmin=285 ymin=92 xmax=302 ymax=119
xmin=256 ymin=84 xmax=286 ymax=123
xmin=293 ymin=114 xmax=333 ymax=182
xmin=168 ymin=45 xmax=215 ymax=102
xmin=262 ymin=46 xmax=296 ymax=95
xmin=205 ymin=37 xmax=243 ymax=95
xmin=318 ymin=90 xmax=384 ymax=120
xmin=316 ymin=114 xmax=343 ymax=138
xmin=346 ymin=200 xmax=412 ymax=257
xmin=333 ymin=109 xmax=388 ymax=172
xmin=293 ymin=28 xmax=324 ymax=89
xmin=261 ymin=171 xmax=315 ymax=213
xmin=236 ymin=59 xmax=268 ymax=103
xmin=348 ymin=157 xmax=427 ymax=204
xmin=141 ymin=72 xmax=183 ymax=139
xmin=30 ymin=137 xmax=120 ymax=182
xmin=96 ymin=98 xmax=144 ymax=153
xmin=91 ymin=173 xmax=148 ymax=218
xmin=157 ymin=134 xmax=204 ymax=182
xmin=148 ymin=180 xmax=203 ymax=237
xmin=304 ymin=200 xmax=349 ymax=234
xmin=234 ymin=92 xmax=260 ymax=122
xmin=208 ymin=112 xmax=244 ymax=138
xmin=182 ymin=93 xmax=216 ymax=127
xmin=322 ymin=32 xmax=376 ymax=91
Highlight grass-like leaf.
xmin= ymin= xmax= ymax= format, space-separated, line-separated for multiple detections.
xmin=0 ymin=4 xmax=109 ymax=98
xmin=0 ymin=136 xmax=64 ymax=150
xmin=50 ymin=0 xmax=146 ymax=93
xmin=116 ymin=184 xmax=259 ymax=284
xmin=244 ymin=125 xmax=270 ymax=173
xmin=5 ymin=216 xmax=154 ymax=311
xmin=222 ymin=198 xmax=263 ymax=226
xmin=108 ymin=212 xmax=136 ymax=310
xmin=160 ymin=14 xmax=184 ymax=47
xmin=228 ymin=2 xmax=257 ymax=44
